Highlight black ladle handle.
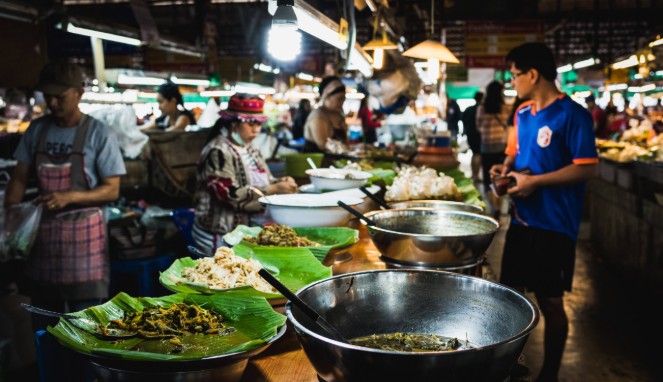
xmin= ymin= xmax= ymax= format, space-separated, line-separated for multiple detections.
xmin=359 ymin=186 xmax=389 ymax=210
xmin=258 ymin=269 xmax=347 ymax=343
xmin=337 ymin=201 xmax=377 ymax=226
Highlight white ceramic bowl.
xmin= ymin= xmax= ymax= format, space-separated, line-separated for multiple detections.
xmin=305 ymin=168 xmax=372 ymax=191
xmin=259 ymin=194 xmax=364 ymax=227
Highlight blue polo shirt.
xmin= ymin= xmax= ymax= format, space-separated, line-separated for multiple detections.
xmin=505 ymin=95 xmax=598 ymax=240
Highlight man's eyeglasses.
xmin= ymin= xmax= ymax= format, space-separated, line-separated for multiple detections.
xmin=510 ymin=71 xmax=527 ymax=81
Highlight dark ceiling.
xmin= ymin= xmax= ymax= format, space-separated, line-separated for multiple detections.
xmin=1 ymin=0 xmax=662 ymax=79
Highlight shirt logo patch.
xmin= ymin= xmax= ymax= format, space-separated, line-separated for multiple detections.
xmin=537 ymin=126 xmax=553 ymax=148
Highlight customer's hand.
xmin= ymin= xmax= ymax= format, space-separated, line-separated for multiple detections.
xmin=489 ymin=164 xmax=510 ymax=179
xmin=506 ymin=171 xmax=538 ymax=198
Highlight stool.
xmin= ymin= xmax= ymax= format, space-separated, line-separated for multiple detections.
xmin=109 ymin=253 xmax=175 ymax=297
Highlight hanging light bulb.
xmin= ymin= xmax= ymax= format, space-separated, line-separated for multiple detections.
xmin=428 ymin=57 xmax=440 ymax=79
xmin=373 ymin=48 xmax=384 ymax=69
xmin=362 ymin=13 xmax=397 ymax=71
xmin=268 ymin=0 xmax=301 ymax=61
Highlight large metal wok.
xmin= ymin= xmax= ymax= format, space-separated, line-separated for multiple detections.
xmin=387 ymin=199 xmax=484 ymax=214
xmin=363 ymin=208 xmax=499 ymax=268
xmin=286 ymin=270 xmax=539 ymax=382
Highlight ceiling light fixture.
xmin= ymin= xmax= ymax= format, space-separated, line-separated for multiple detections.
xmin=117 ymin=74 xmax=167 ymax=86
xmin=170 ymin=76 xmax=210 ymax=87
xmin=268 ymin=0 xmax=302 ymax=61
xmin=573 ymin=57 xmax=600 ymax=69
xmin=556 ymin=64 xmax=573 ymax=73
xmin=200 ymin=90 xmax=236 ymax=97
xmin=628 ymin=84 xmax=656 ymax=93
xmin=267 ymin=0 xmax=372 ymax=77
xmin=612 ymin=55 xmax=639 ymax=69
xmin=606 ymin=83 xmax=628 ymax=91
xmin=649 ymin=36 xmax=663 ymax=47
xmin=402 ymin=0 xmax=459 ymax=82
xmin=362 ymin=13 xmax=398 ymax=70
xmin=59 ymin=22 xmax=142 ymax=46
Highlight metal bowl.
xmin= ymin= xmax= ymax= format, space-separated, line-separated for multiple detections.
xmin=387 ymin=199 xmax=484 ymax=214
xmin=286 ymin=270 xmax=539 ymax=382
xmin=88 ymin=324 xmax=287 ymax=382
xmin=364 ymin=208 xmax=499 ymax=268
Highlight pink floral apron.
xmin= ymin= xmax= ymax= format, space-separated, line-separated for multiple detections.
xmin=29 ymin=115 xmax=107 ymax=284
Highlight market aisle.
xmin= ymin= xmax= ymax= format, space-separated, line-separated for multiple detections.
xmin=486 ymin=212 xmax=662 ymax=382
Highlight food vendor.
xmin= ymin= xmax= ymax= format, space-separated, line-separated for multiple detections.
xmin=141 ymin=82 xmax=196 ymax=132
xmin=192 ymin=93 xmax=298 ymax=255
xmin=303 ymin=76 xmax=348 ymax=152
xmin=4 ymin=60 xmax=126 ymax=329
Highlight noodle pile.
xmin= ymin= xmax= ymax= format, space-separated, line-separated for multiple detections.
xmin=182 ymin=247 xmax=276 ymax=293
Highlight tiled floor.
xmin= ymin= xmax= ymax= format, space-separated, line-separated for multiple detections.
xmin=485 ymin=209 xmax=661 ymax=382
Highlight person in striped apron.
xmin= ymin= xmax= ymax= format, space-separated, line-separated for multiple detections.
xmin=4 ymin=60 xmax=126 ymax=330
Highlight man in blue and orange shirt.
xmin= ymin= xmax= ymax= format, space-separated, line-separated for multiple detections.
xmin=490 ymin=43 xmax=598 ymax=382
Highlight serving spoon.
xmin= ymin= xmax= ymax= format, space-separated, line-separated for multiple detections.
xmin=21 ymin=303 xmax=137 ymax=340
xmin=306 ymin=157 xmax=318 ymax=170
xmin=258 ymin=269 xmax=348 ymax=343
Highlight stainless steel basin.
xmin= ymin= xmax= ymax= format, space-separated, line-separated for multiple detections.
xmin=286 ymin=270 xmax=539 ymax=382
xmin=364 ymin=208 xmax=499 ymax=268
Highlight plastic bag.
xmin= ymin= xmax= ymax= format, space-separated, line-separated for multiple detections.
xmin=0 ymin=202 xmax=43 ymax=262
xmin=89 ymin=106 xmax=149 ymax=159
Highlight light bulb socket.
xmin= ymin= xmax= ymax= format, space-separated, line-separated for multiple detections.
xmin=273 ymin=1 xmax=297 ymax=27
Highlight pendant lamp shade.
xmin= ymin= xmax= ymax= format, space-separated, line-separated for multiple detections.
xmin=362 ymin=31 xmax=398 ymax=51
xmin=402 ymin=40 xmax=460 ymax=64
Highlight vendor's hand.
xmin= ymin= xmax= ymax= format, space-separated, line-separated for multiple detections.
xmin=39 ymin=191 xmax=73 ymax=211
xmin=489 ymin=164 xmax=509 ymax=179
xmin=279 ymin=176 xmax=296 ymax=186
xmin=506 ymin=171 xmax=538 ymax=198
xmin=267 ymin=178 xmax=298 ymax=195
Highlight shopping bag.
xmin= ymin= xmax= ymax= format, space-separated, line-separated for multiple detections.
xmin=0 ymin=202 xmax=43 ymax=262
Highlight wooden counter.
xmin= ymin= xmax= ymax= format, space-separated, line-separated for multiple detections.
xmin=239 ymin=221 xmax=385 ymax=382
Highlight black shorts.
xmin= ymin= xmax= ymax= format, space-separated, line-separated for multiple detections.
xmin=499 ymin=224 xmax=576 ymax=298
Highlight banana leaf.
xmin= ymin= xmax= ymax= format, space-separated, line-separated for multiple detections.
xmin=223 ymin=225 xmax=359 ymax=262
xmin=440 ymin=168 xmax=486 ymax=209
xmin=160 ymin=246 xmax=332 ymax=298
xmin=47 ymin=292 xmax=286 ymax=361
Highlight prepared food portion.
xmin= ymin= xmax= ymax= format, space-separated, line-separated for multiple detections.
xmin=100 ymin=303 xmax=230 ymax=337
xmin=385 ymin=167 xmax=461 ymax=202
xmin=182 ymin=247 xmax=277 ymax=293
xmin=350 ymin=332 xmax=473 ymax=352
xmin=244 ymin=224 xmax=320 ymax=247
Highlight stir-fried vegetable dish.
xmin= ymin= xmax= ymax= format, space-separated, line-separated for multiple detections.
xmin=350 ymin=333 xmax=471 ymax=352
xmin=98 ymin=303 xmax=232 ymax=340
xmin=244 ymin=224 xmax=320 ymax=247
